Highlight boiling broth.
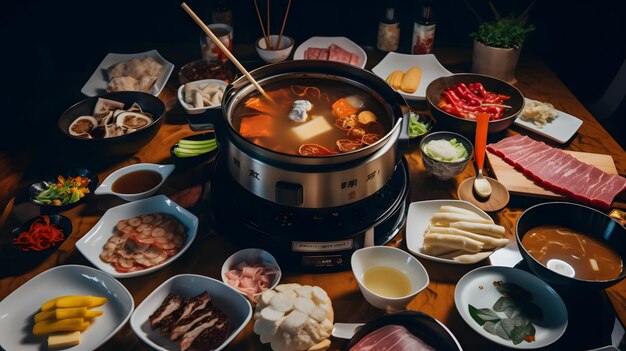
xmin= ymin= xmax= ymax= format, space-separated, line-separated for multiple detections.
xmin=522 ymin=225 xmax=623 ymax=281
xmin=112 ymin=170 xmax=162 ymax=194
xmin=231 ymin=77 xmax=391 ymax=156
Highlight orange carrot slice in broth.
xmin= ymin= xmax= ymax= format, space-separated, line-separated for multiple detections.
xmin=239 ymin=114 xmax=273 ymax=138
xmin=332 ymin=98 xmax=358 ymax=118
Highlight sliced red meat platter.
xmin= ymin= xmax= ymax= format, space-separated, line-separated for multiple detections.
xmin=487 ymin=134 xmax=626 ymax=209
xmin=328 ymin=44 xmax=353 ymax=64
xmin=303 ymin=43 xmax=359 ymax=66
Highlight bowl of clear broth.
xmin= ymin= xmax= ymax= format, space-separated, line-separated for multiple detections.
xmin=516 ymin=201 xmax=626 ymax=290
xmin=95 ymin=163 xmax=175 ymax=201
xmin=351 ymin=246 xmax=429 ymax=311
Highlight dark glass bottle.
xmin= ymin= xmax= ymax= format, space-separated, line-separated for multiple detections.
xmin=212 ymin=0 xmax=232 ymax=25
xmin=412 ymin=2 xmax=436 ymax=54
xmin=377 ymin=0 xmax=400 ymax=52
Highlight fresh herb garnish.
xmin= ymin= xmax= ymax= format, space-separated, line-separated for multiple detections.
xmin=35 ymin=176 xmax=91 ymax=206
xmin=468 ymin=282 xmax=542 ymax=345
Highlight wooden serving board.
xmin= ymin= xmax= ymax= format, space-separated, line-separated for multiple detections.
xmin=486 ymin=149 xmax=618 ymax=199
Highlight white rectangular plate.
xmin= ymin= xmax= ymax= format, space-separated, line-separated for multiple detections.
xmin=76 ymin=195 xmax=198 ymax=278
xmin=371 ymin=52 xmax=452 ymax=100
xmin=81 ymin=50 xmax=174 ymax=97
xmin=0 ymin=265 xmax=134 ymax=351
xmin=514 ymin=98 xmax=583 ymax=144
xmin=130 ymin=274 xmax=251 ymax=351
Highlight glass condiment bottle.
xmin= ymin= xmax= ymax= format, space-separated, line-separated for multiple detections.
xmin=377 ymin=0 xmax=400 ymax=52
xmin=212 ymin=0 xmax=232 ymax=25
xmin=412 ymin=2 xmax=436 ymax=54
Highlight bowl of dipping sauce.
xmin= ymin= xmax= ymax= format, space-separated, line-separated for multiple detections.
xmin=95 ymin=163 xmax=175 ymax=201
xmin=516 ymin=201 xmax=626 ymax=290
xmin=351 ymin=246 xmax=429 ymax=311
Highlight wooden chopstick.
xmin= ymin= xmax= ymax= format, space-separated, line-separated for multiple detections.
xmin=267 ymin=0 xmax=271 ymax=49
xmin=181 ymin=2 xmax=272 ymax=101
xmin=276 ymin=0 xmax=291 ymax=50
xmin=253 ymin=0 xmax=270 ymax=48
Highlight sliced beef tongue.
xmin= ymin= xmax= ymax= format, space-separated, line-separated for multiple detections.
xmin=487 ymin=134 xmax=626 ymax=209
xmin=149 ymin=293 xmax=184 ymax=329
xmin=180 ymin=309 xmax=231 ymax=351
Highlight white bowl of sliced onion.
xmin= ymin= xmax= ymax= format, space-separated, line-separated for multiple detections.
xmin=221 ymin=248 xmax=282 ymax=300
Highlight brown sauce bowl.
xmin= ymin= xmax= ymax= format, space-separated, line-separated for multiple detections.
xmin=516 ymin=202 xmax=626 ymax=290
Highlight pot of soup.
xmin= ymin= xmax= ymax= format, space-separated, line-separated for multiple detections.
xmin=189 ymin=61 xmax=410 ymax=208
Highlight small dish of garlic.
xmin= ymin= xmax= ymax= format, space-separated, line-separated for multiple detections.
xmin=177 ymin=79 xmax=227 ymax=115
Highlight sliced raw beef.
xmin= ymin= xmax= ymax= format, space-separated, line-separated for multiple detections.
xmin=304 ymin=48 xmax=321 ymax=59
xmin=487 ymin=134 xmax=626 ymax=209
xmin=318 ymin=48 xmax=329 ymax=60
xmin=328 ymin=44 xmax=353 ymax=64
xmin=349 ymin=325 xmax=435 ymax=351
xmin=349 ymin=53 xmax=361 ymax=66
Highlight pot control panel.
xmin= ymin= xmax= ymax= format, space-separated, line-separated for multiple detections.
xmin=275 ymin=181 xmax=303 ymax=206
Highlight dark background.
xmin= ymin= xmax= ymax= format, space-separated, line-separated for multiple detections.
xmin=1 ymin=0 xmax=624 ymax=150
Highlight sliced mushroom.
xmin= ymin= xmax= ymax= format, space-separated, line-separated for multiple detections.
xmin=69 ymin=116 xmax=98 ymax=136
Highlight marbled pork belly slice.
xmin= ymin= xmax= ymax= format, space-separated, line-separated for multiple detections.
xmin=149 ymin=293 xmax=184 ymax=329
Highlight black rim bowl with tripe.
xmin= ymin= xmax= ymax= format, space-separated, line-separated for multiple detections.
xmin=29 ymin=168 xmax=99 ymax=212
xmin=58 ymin=91 xmax=165 ymax=157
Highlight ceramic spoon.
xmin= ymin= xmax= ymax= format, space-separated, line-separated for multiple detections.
xmin=473 ymin=113 xmax=492 ymax=198
xmin=332 ymin=323 xmax=364 ymax=339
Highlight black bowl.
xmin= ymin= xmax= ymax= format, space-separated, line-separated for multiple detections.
xmin=344 ymin=311 xmax=462 ymax=351
xmin=58 ymin=91 xmax=165 ymax=156
xmin=425 ymin=73 xmax=525 ymax=135
xmin=169 ymin=132 xmax=219 ymax=168
xmin=516 ymin=202 xmax=626 ymax=290
xmin=29 ymin=168 xmax=99 ymax=212
xmin=5 ymin=214 xmax=73 ymax=262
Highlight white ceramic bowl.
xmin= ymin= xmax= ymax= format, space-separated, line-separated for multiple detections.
xmin=351 ymin=246 xmax=429 ymax=311
xmin=220 ymin=248 xmax=282 ymax=298
xmin=256 ymin=35 xmax=295 ymax=64
xmin=177 ymin=79 xmax=228 ymax=115
xmin=0 ymin=265 xmax=134 ymax=351
xmin=95 ymin=163 xmax=175 ymax=201
xmin=130 ymin=274 xmax=252 ymax=351
xmin=76 ymin=195 xmax=198 ymax=278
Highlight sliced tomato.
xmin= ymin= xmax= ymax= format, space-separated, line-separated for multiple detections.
xmin=362 ymin=134 xmax=382 ymax=145
xmin=299 ymin=144 xmax=338 ymax=156
xmin=336 ymin=139 xmax=364 ymax=152
xmin=347 ymin=126 xmax=366 ymax=139
xmin=335 ymin=116 xmax=358 ymax=130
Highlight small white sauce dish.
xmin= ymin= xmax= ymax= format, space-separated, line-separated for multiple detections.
xmin=351 ymin=246 xmax=429 ymax=312
xmin=177 ymin=79 xmax=228 ymax=115
xmin=221 ymin=248 xmax=282 ymax=299
xmin=130 ymin=274 xmax=252 ymax=351
xmin=95 ymin=163 xmax=175 ymax=201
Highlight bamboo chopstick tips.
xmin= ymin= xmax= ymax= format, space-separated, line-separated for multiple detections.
xmin=253 ymin=0 xmax=292 ymax=50
xmin=181 ymin=2 xmax=272 ymax=102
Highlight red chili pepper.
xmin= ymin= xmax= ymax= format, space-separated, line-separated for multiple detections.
xmin=455 ymin=83 xmax=483 ymax=105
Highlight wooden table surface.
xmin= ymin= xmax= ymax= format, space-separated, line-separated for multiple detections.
xmin=1 ymin=47 xmax=625 ymax=350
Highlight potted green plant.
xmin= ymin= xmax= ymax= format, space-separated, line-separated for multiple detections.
xmin=468 ymin=2 xmax=535 ymax=82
